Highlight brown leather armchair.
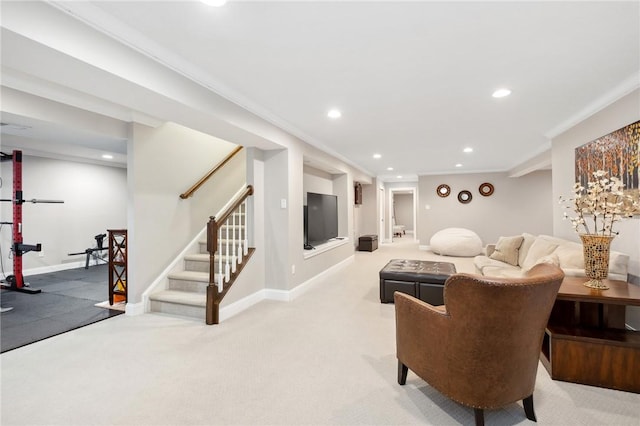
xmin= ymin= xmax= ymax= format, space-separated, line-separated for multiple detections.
xmin=395 ymin=263 xmax=564 ymax=426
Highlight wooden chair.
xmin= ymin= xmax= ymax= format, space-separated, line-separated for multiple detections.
xmin=395 ymin=263 xmax=564 ymax=425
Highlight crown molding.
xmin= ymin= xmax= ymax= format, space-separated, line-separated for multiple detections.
xmin=545 ymin=73 xmax=640 ymax=140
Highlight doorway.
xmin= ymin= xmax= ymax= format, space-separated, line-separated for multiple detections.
xmin=389 ymin=188 xmax=417 ymax=241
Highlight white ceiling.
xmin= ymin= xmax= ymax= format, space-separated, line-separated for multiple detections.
xmin=2 ymin=1 xmax=639 ymax=180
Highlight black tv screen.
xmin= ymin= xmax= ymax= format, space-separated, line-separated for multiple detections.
xmin=306 ymin=192 xmax=338 ymax=245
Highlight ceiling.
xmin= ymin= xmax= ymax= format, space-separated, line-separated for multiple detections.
xmin=1 ymin=1 xmax=639 ymax=180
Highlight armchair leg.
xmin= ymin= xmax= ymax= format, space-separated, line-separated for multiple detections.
xmin=474 ymin=408 xmax=485 ymax=426
xmin=523 ymin=394 xmax=536 ymax=422
xmin=397 ymin=361 xmax=408 ymax=385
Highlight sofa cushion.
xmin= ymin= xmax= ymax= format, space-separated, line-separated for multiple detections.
xmin=524 ymin=253 xmax=560 ymax=273
xmin=489 ymin=235 xmax=524 ymax=266
xmin=521 ymin=238 xmax=559 ymax=271
xmin=609 ymin=251 xmax=630 ymax=277
xmin=474 ymin=255 xmax=510 ymax=274
xmin=517 ymin=233 xmax=538 ymax=267
xmin=552 ymin=243 xmax=584 ymax=270
xmin=481 ymin=264 xmax=523 ymax=278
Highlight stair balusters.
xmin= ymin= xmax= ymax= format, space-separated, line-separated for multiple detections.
xmin=206 ymin=185 xmax=254 ymax=324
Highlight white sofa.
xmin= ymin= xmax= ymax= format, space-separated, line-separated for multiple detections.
xmin=473 ymin=233 xmax=629 ymax=281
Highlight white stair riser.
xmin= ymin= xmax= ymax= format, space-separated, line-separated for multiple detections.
xmin=167 ymin=278 xmax=208 ymax=293
xmin=185 ymin=258 xmax=237 ymax=273
xmin=198 ymin=242 xmax=244 ymax=256
xmin=184 ymin=259 xmax=212 ymax=273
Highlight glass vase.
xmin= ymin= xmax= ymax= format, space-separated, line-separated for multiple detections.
xmin=579 ymin=234 xmax=614 ymax=290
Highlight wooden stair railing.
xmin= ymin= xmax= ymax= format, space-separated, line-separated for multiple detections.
xmin=206 ymin=184 xmax=254 ymax=324
xmin=180 ymin=145 xmax=243 ymax=199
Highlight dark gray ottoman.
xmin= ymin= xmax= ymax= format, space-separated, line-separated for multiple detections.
xmin=379 ymin=259 xmax=456 ymax=305
xmin=358 ymin=235 xmax=378 ymax=252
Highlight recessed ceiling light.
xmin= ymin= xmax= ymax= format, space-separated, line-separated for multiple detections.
xmin=492 ymin=88 xmax=512 ymax=98
xmin=201 ymin=0 xmax=227 ymax=6
xmin=455 ymin=163 xmax=463 ymax=168
xmin=463 ymin=147 xmax=473 ymax=153
xmin=327 ymin=109 xmax=342 ymax=119
xmin=102 ymin=154 xmax=113 ymax=160
xmin=387 ymin=167 xmax=394 ymax=171
xmin=397 ymin=175 xmax=403 ymax=179
xmin=373 ymin=153 xmax=382 ymax=159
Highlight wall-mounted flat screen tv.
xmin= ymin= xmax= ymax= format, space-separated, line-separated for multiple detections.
xmin=305 ymin=192 xmax=338 ymax=246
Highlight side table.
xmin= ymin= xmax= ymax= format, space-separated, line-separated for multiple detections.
xmin=541 ymin=276 xmax=640 ymax=393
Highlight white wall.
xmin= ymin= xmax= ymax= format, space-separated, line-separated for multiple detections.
xmin=128 ymin=122 xmax=245 ymax=303
xmin=0 ymin=155 xmax=126 ymax=274
xmin=263 ymin=149 xmax=290 ymax=291
xmin=221 ymin=149 xmax=266 ymax=306
xmin=303 ymin=166 xmax=334 ymax=199
xmin=358 ymin=181 xmax=379 ymax=237
xmin=551 ymin=89 xmax=640 ymax=328
xmin=394 ymin=193 xmax=414 ymax=231
xmin=552 ymin=89 xmax=640 ymax=280
xmin=417 ymin=171 xmax=553 ymax=247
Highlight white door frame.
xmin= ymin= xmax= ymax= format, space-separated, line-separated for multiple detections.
xmin=388 ymin=187 xmax=417 ymax=241
xmin=379 ymin=186 xmax=385 ymax=242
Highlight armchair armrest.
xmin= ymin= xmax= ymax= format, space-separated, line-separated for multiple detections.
xmin=394 ymin=293 xmax=451 ymax=386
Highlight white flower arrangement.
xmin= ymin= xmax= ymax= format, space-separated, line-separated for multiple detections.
xmin=560 ymin=170 xmax=638 ymax=236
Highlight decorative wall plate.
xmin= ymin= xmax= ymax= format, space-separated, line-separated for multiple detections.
xmin=458 ymin=190 xmax=472 ymax=204
xmin=479 ymin=182 xmax=494 ymax=196
xmin=436 ymin=184 xmax=451 ymax=197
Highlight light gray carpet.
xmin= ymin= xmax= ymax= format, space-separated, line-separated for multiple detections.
xmin=1 ymin=240 xmax=638 ymax=425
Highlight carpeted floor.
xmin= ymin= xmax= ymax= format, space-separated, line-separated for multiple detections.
xmin=1 ymin=240 xmax=638 ymax=425
xmin=0 ymin=264 xmax=124 ymax=353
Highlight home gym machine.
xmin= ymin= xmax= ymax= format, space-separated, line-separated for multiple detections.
xmin=68 ymin=233 xmax=108 ymax=269
xmin=1 ymin=150 xmax=64 ymax=294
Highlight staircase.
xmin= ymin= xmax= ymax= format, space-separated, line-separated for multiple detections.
xmin=149 ymin=185 xmax=254 ymax=323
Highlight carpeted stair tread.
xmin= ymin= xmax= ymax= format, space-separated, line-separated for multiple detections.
xmin=149 ymin=290 xmax=205 ymax=307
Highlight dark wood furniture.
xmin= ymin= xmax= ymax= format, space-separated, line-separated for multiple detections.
xmin=354 ymin=182 xmax=363 ymax=205
xmin=379 ymin=259 xmax=456 ymax=304
xmin=541 ymin=276 xmax=640 ymax=393
xmin=358 ymin=235 xmax=378 ymax=252
xmin=108 ymin=229 xmax=127 ymax=305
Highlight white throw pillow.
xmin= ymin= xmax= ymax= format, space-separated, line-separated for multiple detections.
xmin=518 ymin=233 xmax=537 ymax=267
xmin=489 ymin=235 xmax=524 ymax=266
xmin=553 ymin=244 xmax=585 ymax=269
xmin=521 ymin=238 xmax=559 ymax=271
xmin=525 ymin=253 xmax=560 ymax=273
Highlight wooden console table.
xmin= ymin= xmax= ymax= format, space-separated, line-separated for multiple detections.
xmin=541 ymin=276 xmax=640 ymax=393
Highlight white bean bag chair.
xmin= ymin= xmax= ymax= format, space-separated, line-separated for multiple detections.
xmin=430 ymin=228 xmax=483 ymax=257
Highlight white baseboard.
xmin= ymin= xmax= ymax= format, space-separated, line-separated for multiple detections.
xmin=219 ymin=290 xmax=267 ymax=322
xmin=216 ymin=255 xmax=355 ymax=321
xmin=125 ymin=301 xmax=145 ymax=316
xmin=21 ymin=261 xmax=87 ymax=277
xmin=276 ymin=255 xmax=355 ymax=302
xmin=263 ymin=289 xmax=289 ymax=302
